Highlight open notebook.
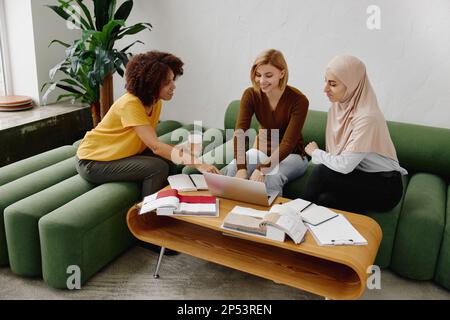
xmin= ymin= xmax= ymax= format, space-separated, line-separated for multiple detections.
xmin=167 ymin=174 xmax=208 ymax=192
xmin=307 ymin=214 xmax=368 ymax=246
xmin=282 ymin=198 xmax=338 ymax=226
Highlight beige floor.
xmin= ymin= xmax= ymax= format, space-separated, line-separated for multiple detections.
xmin=0 ymin=245 xmax=449 ymax=300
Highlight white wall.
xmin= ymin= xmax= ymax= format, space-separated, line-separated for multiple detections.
xmin=114 ymin=0 xmax=450 ymax=129
xmin=30 ymin=0 xmax=81 ymax=105
xmin=3 ymin=0 xmax=80 ymax=104
xmin=3 ymin=0 xmax=39 ymax=102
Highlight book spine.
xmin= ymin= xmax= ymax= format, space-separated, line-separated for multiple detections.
xmin=178 ymin=195 xmax=216 ymax=204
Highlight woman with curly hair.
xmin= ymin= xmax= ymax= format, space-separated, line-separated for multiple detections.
xmin=76 ymin=51 xmax=219 ymax=198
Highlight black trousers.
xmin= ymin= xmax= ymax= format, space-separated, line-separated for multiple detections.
xmin=302 ymin=164 xmax=403 ymax=213
xmin=76 ymin=149 xmax=177 ymax=198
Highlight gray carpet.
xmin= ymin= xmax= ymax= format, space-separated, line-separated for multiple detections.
xmin=2 ymin=245 xmax=450 ymax=300
xmin=0 ymin=245 xmax=320 ymax=300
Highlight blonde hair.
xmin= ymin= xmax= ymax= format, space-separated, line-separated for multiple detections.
xmin=250 ymin=49 xmax=289 ymax=91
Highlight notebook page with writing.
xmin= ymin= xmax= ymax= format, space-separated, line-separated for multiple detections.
xmin=307 ymin=214 xmax=368 ymax=246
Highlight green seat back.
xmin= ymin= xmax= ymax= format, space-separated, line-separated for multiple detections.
xmin=224 ymin=100 xmax=259 ymax=131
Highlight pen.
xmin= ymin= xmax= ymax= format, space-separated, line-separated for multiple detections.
xmin=300 ymin=202 xmax=314 ymax=212
xmin=331 ymin=239 xmax=354 ymax=245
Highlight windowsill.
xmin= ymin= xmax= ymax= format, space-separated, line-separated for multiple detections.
xmin=0 ymin=101 xmax=89 ymax=130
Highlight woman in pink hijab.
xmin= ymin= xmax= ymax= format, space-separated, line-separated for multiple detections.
xmin=303 ymin=55 xmax=407 ymax=213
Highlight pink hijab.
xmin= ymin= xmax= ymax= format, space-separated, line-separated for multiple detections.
xmin=325 ymin=55 xmax=398 ymax=161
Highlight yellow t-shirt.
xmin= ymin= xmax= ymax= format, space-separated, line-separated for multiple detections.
xmin=77 ymin=92 xmax=162 ymax=161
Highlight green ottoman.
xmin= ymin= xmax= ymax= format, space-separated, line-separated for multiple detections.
xmin=0 ymin=157 xmax=78 ymax=266
xmin=39 ymin=182 xmax=140 ymax=289
xmin=390 ymin=173 xmax=446 ymax=280
xmin=434 ymin=186 xmax=450 ymax=290
xmin=4 ymin=175 xmax=95 ymax=277
xmin=0 ymin=145 xmax=75 ymax=186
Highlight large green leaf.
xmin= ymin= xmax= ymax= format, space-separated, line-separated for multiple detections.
xmin=94 ymin=0 xmax=115 ymax=30
xmin=114 ymin=0 xmax=133 ymax=20
xmin=120 ymin=40 xmax=143 ymax=52
xmin=56 ymin=0 xmax=91 ymax=29
xmin=56 ymin=83 xmax=83 ymax=94
xmin=93 ymin=47 xmax=115 ymax=82
xmin=97 ymin=19 xmax=125 ymax=48
xmin=46 ymin=5 xmax=71 ymax=21
xmin=73 ymin=0 xmax=95 ymax=29
xmin=56 ymin=93 xmax=80 ymax=103
xmin=108 ymin=0 xmax=117 ymax=21
xmin=116 ymin=22 xmax=152 ymax=39
xmin=48 ymin=39 xmax=71 ymax=48
xmin=45 ymin=0 xmax=151 ymax=105
xmin=49 ymin=60 xmax=66 ymax=80
xmin=42 ymin=82 xmax=58 ymax=104
xmin=60 ymin=78 xmax=84 ymax=88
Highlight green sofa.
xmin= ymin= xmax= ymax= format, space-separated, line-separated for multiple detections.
xmin=1 ymin=101 xmax=449 ymax=292
xmin=0 ymin=120 xmax=184 ymax=287
xmin=182 ymin=100 xmax=450 ymax=290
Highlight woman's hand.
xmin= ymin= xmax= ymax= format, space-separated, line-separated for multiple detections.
xmin=196 ymin=163 xmax=220 ymax=174
xmin=249 ymin=169 xmax=264 ymax=182
xmin=235 ymin=169 xmax=248 ymax=180
xmin=305 ymin=141 xmax=319 ymax=156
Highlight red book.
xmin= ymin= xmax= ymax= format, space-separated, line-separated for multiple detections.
xmin=140 ymin=189 xmax=218 ymax=216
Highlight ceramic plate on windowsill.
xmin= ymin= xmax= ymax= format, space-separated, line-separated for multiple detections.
xmin=0 ymin=95 xmax=33 ymax=106
xmin=0 ymin=103 xmax=34 ymax=111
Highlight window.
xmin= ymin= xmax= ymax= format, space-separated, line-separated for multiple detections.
xmin=0 ymin=39 xmax=6 ymax=95
xmin=0 ymin=0 xmax=8 ymax=95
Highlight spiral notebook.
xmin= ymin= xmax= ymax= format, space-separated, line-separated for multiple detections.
xmin=307 ymin=214 xmax=368 ymax=246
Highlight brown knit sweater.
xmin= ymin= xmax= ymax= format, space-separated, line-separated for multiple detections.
xmin=234 ymin=86 xmax=309 ymax=171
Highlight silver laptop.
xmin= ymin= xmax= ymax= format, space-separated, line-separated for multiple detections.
xmin=203 ymin=172 xmax=279 ymax=206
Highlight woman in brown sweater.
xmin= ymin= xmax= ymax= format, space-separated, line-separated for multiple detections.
xmin=226 ymin=49 xmax=309 ymax=196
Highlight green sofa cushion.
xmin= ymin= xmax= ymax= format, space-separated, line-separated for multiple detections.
xmin=39 ymin=182 xmax=140 ymax=289
xmin=300 ymin=109 xmax=450 ymax=179
xmin=390 ymin=173 xmax=446 ymax=280
xmin=4 ymin=175 xmax=96 ymax=277
xmin=156 ymin=120 xmax=183 ymax=137
xmin=434 ymin=185 xmax=450 ymax=290
xmin=364 ymin=174 xmax=409 ymax=268
xmin=283 ymin=163 xmax=316 ymax=199
xmin=224 ymin=100 xmax=259 ymax=131
xmin=301 ymin=110 xmax=328 ymax=150
xmin=0 ymin=157 xmax=78 ymax=266
xmin=158 ymin=123 xmax=206 ymax=145
xmin=285 ymin=164 xmax=409 ymax=268
xmin=0 ymin=145 xmax=75 ymax=186
xmin=388 ymin=121 xmax=450 ymax=179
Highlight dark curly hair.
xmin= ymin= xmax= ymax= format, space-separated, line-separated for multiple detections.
xmin=125 ymin=51 xmax=184 ymax=106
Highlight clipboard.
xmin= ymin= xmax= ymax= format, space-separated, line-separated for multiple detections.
xmin=306 ymin=214 xmax=368 ymax=246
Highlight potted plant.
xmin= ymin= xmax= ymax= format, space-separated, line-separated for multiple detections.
xmin=41 ymin=0 xmax=152 ymax=126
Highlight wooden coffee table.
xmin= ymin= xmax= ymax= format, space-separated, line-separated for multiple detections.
xmin=126 ymin=188 xmax=382 ymax=300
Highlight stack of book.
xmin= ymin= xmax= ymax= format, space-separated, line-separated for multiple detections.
xmin=0 ymin=95 xmax=33 ymax=112
xmin=139 ymin=189 xmax=218 ymax=217
xmin=222 ymin=203 xmax=308 ymax=244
